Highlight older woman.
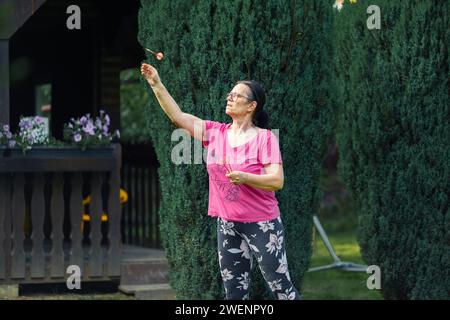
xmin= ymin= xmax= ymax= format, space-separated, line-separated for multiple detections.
xmin=141 ymin=63 xmax=301 ymax=300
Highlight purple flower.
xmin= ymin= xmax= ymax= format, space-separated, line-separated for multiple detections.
xmin=74 ymin=134 xmax=82 ymax=142
xmin=8 ymin=140 xmax=16 ymax=148
xmin=82 ymin=122 xmax=95 ymax=135
xmin=3 ymin=125 xmax=9 ymax=132
xmin=80 ymin=116 xmax=87 ymax=125
xmin=35 ymin=116 xmax=43 ymax=124
xmin=103 ymin=125 xmax=109 ymax=134
xmin=6 ymin=132 xmax=12 ymax=139
xmin=95 ymin=119 xmax=102 ymax=128
xmin=27 ymin=136 xmax=34 ymax=143
xmin=105 ymin=115 xmax=110 ymax=126
xmin=19 ymin=119 xmax=31 ymax=130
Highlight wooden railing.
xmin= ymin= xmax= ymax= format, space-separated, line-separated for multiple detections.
xmin=0 ymin=144 xmax=122 ymax=284
xmin=121 ymin=143 xmax=161 ymax=248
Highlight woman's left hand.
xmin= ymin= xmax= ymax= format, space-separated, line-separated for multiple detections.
xmin=226 ymin=171 xmax=247 ymax=185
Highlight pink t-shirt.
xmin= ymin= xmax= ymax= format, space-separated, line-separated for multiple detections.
xmin=202 ymin=120 xmax=283 ymax=222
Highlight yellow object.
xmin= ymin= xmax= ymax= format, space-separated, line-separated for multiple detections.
xmin=120 ymin=188 xmax=128 ymax=204
xmin=82 ymin=188 xmax=128 ymax=222
xmin=82 ymin=213 xmax=108 ymax=222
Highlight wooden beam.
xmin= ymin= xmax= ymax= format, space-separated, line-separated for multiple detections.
xmin=100 ymin=55 xmax=121 ymax=133
xmin=0 ymin=40 xmax=9 ymax=125
xmin=0 ymin=0 xmax=47 ymax=39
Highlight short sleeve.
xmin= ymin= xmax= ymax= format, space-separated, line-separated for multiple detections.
xmin=258 ymin=130 xmax=282 ymax=165
xmin=202 ymin=120 xmax=225 ymax=148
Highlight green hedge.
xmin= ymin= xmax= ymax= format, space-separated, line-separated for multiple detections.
xmin=334 ymin=1 xmax=449 ymax=299
xmin=138 ymin=0 xmax=334 ymax=299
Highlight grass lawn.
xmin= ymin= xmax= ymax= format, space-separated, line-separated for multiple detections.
xmin=302 ymin=231 xmax=383 ymax=300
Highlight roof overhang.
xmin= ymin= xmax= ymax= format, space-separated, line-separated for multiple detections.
xmin=0 ymin=0 xmax=47 ymax=39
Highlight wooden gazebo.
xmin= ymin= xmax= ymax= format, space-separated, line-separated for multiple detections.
xmin=0 ymin=0 xmax=147 ymax=286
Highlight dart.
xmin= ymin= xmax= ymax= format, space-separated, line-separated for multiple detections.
xmin=223 ymin=162 xmax=232 ymax=174
xmin=222 ymin=159 xmax=241 ymax=188
xmin=222 ymin=157 xmax=233 ymax=174
xmin=218 ymin=158 xmax=232 ymax=174
xmin=145 ymin=48 xmax=164 ymax=60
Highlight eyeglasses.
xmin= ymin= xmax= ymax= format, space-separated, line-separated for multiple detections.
xmin=226 ymin=92 xmax=253 ymax=102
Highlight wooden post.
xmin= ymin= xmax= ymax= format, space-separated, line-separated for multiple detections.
xmin=89 ymin=173 xmax=103 ymax=277
xmin=69 ymin=173 xmax=84 ymax=277
xmin=0 ymin=173 xmax=12 ymax=281
xmin=31 ymin=173 xmax=46 ymax=278
xmin=0 ymin=40 xmax=9 ymax=125
xmin=0 ymin=175 xmax=7 ymax=279
xmin=11 ymin=173 xmax=26 ymax=279
xmin=108 ymin=144 xmax=122 ymax=276
xmin=50 ymin=173 xmax=65 ymax=278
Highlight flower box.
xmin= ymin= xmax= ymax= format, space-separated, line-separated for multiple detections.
xmin=1 ymin=112 xmax=120 ymax=155
xmin=0 ymin=144 xmax=120 ymax=172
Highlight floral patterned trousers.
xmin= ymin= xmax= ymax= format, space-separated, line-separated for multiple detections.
xmin=217 ymin=216 xmax=302 ymax=300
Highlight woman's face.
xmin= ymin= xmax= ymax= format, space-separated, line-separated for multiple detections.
xmin=225 ymin=84 xmax=256 ymax=118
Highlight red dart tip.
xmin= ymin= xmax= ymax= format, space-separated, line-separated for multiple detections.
xmin=156 ymin=52 xmax=164 ymax=60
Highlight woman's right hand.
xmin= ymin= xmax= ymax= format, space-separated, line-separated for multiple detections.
xmin=141 ymin=63 xmax=161 ymax=87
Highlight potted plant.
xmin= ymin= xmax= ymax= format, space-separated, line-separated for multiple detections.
xmin=63 ymin=110 xmax=120 ymax=151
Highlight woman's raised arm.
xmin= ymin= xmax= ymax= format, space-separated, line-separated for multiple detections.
xmin=141 ymin=63 xmax=206 ymax=142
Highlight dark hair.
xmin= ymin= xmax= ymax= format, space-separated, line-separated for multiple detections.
xmin=236 ymin=80 xmax=269 ymax=129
